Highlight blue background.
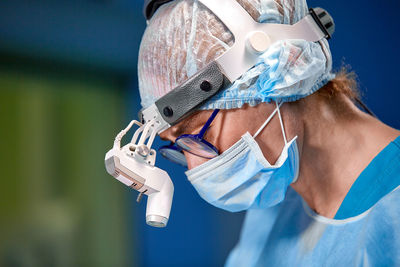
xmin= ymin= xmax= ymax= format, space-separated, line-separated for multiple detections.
xmin=0 ymin=0 xmax=399 ymax=266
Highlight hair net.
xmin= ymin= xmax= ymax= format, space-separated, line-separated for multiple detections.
xmin=138 ymin=0 xmax=334 ymax=110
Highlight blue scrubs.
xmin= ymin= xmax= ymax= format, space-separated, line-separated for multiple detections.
xmin=335 ymin=136 xmax=400 ymax=219
xmin=226 ymin=136 xmax=400 ymax=267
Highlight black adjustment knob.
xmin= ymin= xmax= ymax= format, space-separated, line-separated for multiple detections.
xmin=313 ymin=7 xmax=335 ymax=39
xmin=200 ymin=80 xmax=212 ymax=92
xmin=163 ymin=106 xmax=173 ymax=117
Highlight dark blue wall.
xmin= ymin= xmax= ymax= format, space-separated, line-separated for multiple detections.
xmin=0 ymin=0 xmax=146 ymax=74
xmin=308 ymin=0 xmax=400 ymax=127
xmin=132 ymin=1 xmax=400 ymax=266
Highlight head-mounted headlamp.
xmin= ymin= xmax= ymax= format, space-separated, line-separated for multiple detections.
xmin=105 ymin=0 xmax=335 ymax=228
xmin=139 ymin=0 xmax=335 ymax=133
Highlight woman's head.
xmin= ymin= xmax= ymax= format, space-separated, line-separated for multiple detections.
xmin=138 ymin=0 xmax=358 ymax=168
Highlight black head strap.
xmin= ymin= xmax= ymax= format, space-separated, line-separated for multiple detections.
xmin=154 ymin=61 xmax=229 ymax=125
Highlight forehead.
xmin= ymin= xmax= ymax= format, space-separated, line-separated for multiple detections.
xmin=175 ymin=109 xmax=213 ymax=131
xmin=159 ymin=109 xmax=213 ymax=140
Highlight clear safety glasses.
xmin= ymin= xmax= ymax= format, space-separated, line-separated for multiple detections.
xmin=159 ymin=109 xmax=220 ymax=166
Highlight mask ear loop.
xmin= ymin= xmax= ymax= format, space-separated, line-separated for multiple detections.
xmin=253 ymin=102 xmax=284 ymax=139
xmin=275 ymin=101 xmax=288 ymax=145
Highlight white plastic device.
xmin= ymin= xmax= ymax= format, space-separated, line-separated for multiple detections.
xmin=198 ymin=0 xmax=327 ymax=82
xmin=105 ymin=119 xmax=173 ymax=228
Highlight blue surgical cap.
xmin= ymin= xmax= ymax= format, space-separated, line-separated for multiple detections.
xmin=138 ymin=0 xmax=334 ymax=110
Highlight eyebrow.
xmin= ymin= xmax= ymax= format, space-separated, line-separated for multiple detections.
xmin=173 ymin=112 xmax=205 ymax=137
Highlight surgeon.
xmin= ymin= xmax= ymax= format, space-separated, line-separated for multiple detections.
xmin=137 ymin=0 xmax=400 ymax=265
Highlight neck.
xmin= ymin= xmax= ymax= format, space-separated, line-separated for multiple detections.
xmin=288 ymin=94 xmax=399 ymax=218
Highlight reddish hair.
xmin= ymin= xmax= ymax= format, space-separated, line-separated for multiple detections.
xmin=317 ymin=68 xmax=360 ymax=100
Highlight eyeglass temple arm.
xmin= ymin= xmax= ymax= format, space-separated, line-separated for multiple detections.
xmin=198 ymin=109 xmax=220 ymax=138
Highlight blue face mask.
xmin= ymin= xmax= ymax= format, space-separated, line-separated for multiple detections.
xmin=185 ymin=103 xmax=299 ymax=212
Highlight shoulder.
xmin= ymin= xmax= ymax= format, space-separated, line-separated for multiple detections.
xmin=372 ymin=186 xmax=400 ymax=214
xmin=362 ymin=187 xmax=400 ymax=265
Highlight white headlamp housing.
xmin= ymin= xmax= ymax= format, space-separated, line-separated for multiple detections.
xmin=105 ymin=119 xmax=173 ymax=227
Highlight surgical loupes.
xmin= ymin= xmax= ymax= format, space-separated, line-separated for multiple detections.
xmin=105 ymin=119 xmax=174 ymax=228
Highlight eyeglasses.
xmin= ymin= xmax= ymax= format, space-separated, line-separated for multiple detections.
xmin=159 ymin=109 xmax=220 ymax=166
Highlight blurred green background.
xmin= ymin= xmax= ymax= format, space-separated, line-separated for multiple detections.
xmin=0 ymin=0 xmax=144 ymax=266
xmin=0 ymin=67 xmax=133 ymax=266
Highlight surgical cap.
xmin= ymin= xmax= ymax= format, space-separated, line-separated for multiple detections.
xmin=138 ymin=0 xmax=334 ymax=110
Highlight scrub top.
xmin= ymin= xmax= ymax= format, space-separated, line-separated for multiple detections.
xmin=335 ymin=136 xmax=400 ymax=219
xmin=226 ymin=136 xmax=400 ymax=267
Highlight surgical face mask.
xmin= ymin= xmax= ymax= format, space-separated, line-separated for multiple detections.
xmin=185 ymin=102 xmax=299 ymax=212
